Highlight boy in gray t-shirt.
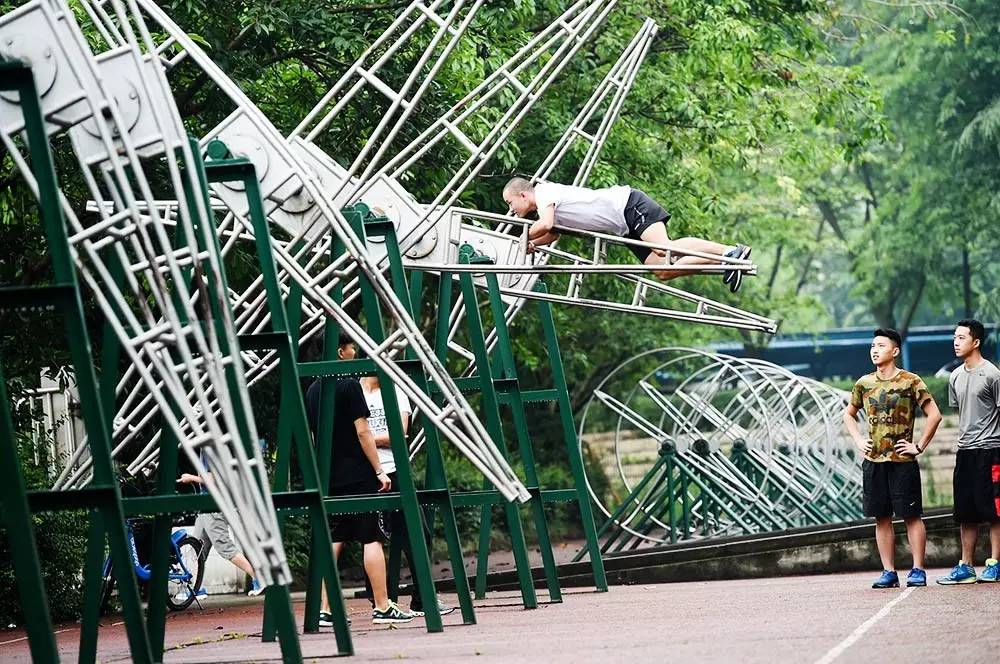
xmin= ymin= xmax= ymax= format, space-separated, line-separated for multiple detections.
xmin=937 ymin=319 xmax=1000 ymax=585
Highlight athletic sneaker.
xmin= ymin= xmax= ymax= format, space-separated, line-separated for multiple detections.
xmin=906 ymin=567 xmax=927 ymax=587
xmin=722 ymin=245 xmax=742 ymax=285
xmin=372 ymin=600 xmax=416 ymax=624
xmin=871 ymin=570 xmax=899 ymax=589
xmin=726 ymin=245 xmax=752 ymax=293
xmin=978 ymin=558 xmax=999 ymax=583
xmin=247 ymin=579 xmax=263 ymax=597
xmin=174 ymin=587 xmax=208 ymax=601
xmin=318 ymin=611 xmax=350 ymax=627
xmin=936 ymin=561 xmax=978 ymax=585
xmin=409 ymin=598 xmax=457 ymax=618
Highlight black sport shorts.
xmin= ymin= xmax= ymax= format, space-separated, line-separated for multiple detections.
xmin=622 ymin=189 xmax=671 ymax=262
xmin=327 ymin=478 xmax=388 ymax=544
xmin=862 ymin=459 xmax=923 ymax=519
xmin=952 ymin=448 xmax=1000 ymax=524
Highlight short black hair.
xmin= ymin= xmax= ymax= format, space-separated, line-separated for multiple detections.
xmin=338 ymin=331 xmax=354 ymax=348
xmin=956 ymin=318 xmax=986 ymax=343
xmin=873 ymin=327 xmax=902 ymax=348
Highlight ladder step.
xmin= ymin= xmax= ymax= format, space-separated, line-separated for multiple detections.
xmin=297 ymin=357 xmax=378 ymax=378
xmin=27 ymin=486 xmax=117 ymax=512
xmin=0 ymin=284 xmax=77 ymax=311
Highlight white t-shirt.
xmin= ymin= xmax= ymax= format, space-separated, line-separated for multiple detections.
xmin=533 ymin=182 xmax=631 ymax=236
xmin=365 ymin=385 xmax=411 ymax=474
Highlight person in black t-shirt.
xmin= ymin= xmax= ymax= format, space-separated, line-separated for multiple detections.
xmin=305 ymin=333 xmax=415 ymax=625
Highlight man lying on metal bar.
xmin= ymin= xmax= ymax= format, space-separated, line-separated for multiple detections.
xmin=502 ymin=177 xmax=752 ymax=292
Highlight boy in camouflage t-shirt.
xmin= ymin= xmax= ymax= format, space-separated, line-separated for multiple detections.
xmin=843 ymin=328 xmax=942 ymax=589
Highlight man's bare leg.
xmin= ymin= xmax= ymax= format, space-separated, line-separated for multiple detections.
xmin=638 ymin=224 xmax=736 ymax=280
xmin=228 ymin=553 xmax=255 ymax=578
xmin=990 ymin=522 xmax=1000 ymax=560
xmin=904 ymin=517 xmax=926 ymax=569
xmin=875 ymin=517 xmax=896 ymax=571
xmin=320 ymin=541 xmax=345 ymax=614
xmin=363 ymin=541 xmax=390 ymax=610
xmin=960 ymin=523 xmax=979 ymax=564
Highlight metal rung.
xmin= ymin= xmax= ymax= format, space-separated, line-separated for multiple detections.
xmin=501 ymin=69 xmax=529 ymax=95
xmin=131 ymin=322 xmax=177 ymax=347
xmin=447 ymin=340 xmax=475 ymax=362
xmin=69 ymin=208 xmax=137 ymax=246
xmin=356 ymin=67 xmax=412 ymax=109
xmin=631 ymin=283 xmax=648 ymax=307
xmin=567 ymin=273 xmax=582 ymax=298
xmin=414 ymin=2 xmax=448 ymax=30
xmin=571 ymin=127 xmax=595 ymax=142
xmin=129 ymin=248 xmax=212 ymax=274
xmin=442 ymin=120 xmax=479 ymax=154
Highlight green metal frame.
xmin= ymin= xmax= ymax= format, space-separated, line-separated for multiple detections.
xmin=421 ymin=245 xmax=607 ymax=604
xmin=0 ymin=61 xmax=155 ymax=664
xmin=288 ymin=203 xmax=478 ymax=633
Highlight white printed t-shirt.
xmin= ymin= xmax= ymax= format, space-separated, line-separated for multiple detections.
xmin=365 ymin=386 xmax=411 ymax=474
xmin=533 ymin=182 xmax=631 ymax=236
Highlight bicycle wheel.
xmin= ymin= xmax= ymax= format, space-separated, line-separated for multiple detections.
xmin=99 ymin=564 xmax=116 ymax=616
xmin=166 ymin=536 xmax=204 ymax=611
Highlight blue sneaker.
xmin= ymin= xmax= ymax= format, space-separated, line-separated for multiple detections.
xmin=247 ymin=578 xmax=263 ymax=597
xmin=936 ymin=561 xmax=978 ymax=585
xmin=872 ymin=570 xmax=899 ymax=589
xmin=978 ymin=559 xmax=999 ymax=583
xmin=906 ymin=568 xmax=927 ymax=587
xmin=174 ymin=587 xmax=207 ymax=601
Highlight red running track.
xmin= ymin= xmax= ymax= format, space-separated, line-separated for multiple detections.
xmin=1 ymin=569 xmax=998 ymax=663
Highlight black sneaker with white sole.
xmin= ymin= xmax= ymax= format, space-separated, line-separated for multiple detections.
xmin=318 ymin=611 xmax=350 ymax=627
xmin=722 ymin=245 xmax=742 ymax=285
xmin=372 ymin=601 xmax=416 ymax=624
xmin=728 ymin=245 xmax=751 ymax=293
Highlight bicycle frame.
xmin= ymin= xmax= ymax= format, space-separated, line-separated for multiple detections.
xmin=103 ymin=520 xmax=195 ymax=584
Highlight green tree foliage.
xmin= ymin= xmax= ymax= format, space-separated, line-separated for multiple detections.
xmin=787 ymin=0 xmax=1000 ymax=334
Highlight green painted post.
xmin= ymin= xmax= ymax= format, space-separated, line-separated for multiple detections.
xmin=0 ymin=62 xmax=154 ymax=664
xmin=362 ymin=210 xmax=476 ymax=624
xmin=0 ymin=360 xmax=59 ymax=662
xmin=531 ymin=282 xmax=608 ymax=591
xmin=454 ymin=251 xmax=537 ymax=609
xmin=77 ymin=510 xmax=106 ymax=664
xmin=343 ymin=206 xmax=443 ymax=632
xmin=202 ymin=154 xmax=351 ymax=655
xmin=482 ymin=272 xmax=562 ymax=602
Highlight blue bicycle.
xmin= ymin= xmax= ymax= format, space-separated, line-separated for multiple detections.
xmin=99 ymin=517 xmax=205 ymax=613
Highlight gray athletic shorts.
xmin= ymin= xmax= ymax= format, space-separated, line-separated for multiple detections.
xmin=193 ymin=512 xmax=239 ymax=560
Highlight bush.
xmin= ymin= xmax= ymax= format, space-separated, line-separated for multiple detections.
xmin=0 ymin=431 xmax=88 ymax=627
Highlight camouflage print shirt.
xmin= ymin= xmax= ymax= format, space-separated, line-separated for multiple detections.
xmin=850 ymin=369 xmax=933 ymax=463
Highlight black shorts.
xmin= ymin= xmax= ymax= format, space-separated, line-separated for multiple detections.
xmin=623 ymin=189 xmax=671 ymax=262
xmin=862 ymin=460 xmax=922 ymax=519
xmin=327 ymin=478 xmax=388 ymax=544
xmin=952 ymin=448 xmax=1000 ymax=524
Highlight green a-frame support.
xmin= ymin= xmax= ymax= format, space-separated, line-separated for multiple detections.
xmin=0 ymin=61 xmax=157 ymax=664
xmin=418 ymin=247 xmax=608 ymax=603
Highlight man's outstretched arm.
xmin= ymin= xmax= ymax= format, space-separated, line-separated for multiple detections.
xmin=527 ymin=204 xmax=557 ymax=241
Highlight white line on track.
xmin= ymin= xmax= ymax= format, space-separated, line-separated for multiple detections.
xmin=813 ymin=586 xmax=914 ymax=664
xmin=0 ymin=620 xmax=123 ymax=646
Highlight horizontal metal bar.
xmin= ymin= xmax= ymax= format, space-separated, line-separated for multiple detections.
xmin=407 ymin=262 xmax=754 ymax=275
xmin=297 ymin=357 xmax=379 ymax=378
xmin=27 ymin=487 xmax=117 ymax=512
xmin=0 ymin=285 xmax=77 ymax=311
